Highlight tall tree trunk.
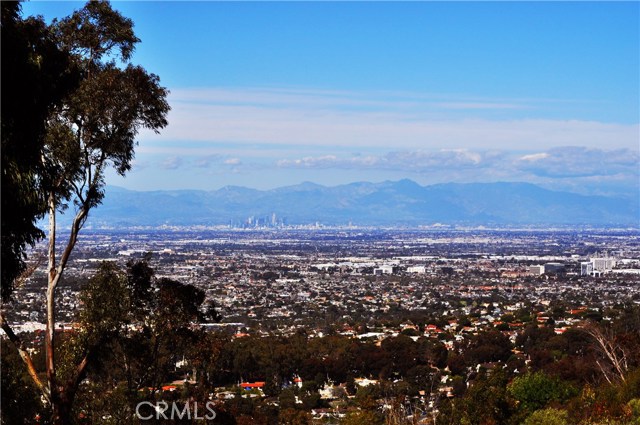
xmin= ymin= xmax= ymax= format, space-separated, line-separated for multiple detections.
xmin=45 ymin=194 xmax=88 ymax=424
xmin=46 ymin=195 xmax=58 ymax=405
xmin=52 ymin=389 xmax=74 ymax=425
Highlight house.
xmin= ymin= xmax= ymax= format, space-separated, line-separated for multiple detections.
xmin=239 ymin=382 xmax=265 ymax=391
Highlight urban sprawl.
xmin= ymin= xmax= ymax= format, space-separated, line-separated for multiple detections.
xmin=4 ymin=228 xmax=640 ymax=424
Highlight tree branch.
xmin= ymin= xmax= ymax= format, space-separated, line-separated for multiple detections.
xmin=84 ymin=147 xmax=91 ymax=193
xmin=595 ymin=359 xmax=613 ymax=385
xmin=55 ymin=206 xmax=88 ymax=279
xmin=0 ymin=313 xmax=51 ymax=404
xmin=46 ymin=194 xmax=58 ymax=394
xmin=45 ymin=197 xmax=89 ymax=399
xmin=70 ymin=180 xmax=86 ymax=205
xmin=584 ymin=324 xmax=628 ymax=383
xmin=68 ymin=350 xmax=91 ymax=395
xmin=13 ymin=255 xmax=44 ymax=293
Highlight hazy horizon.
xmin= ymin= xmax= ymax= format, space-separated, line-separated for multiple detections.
xmin=102 ymin=177 xmax=638 ymax=200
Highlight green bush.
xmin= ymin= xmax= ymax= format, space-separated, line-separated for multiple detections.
xmin=523 ymin=408 xmax=568 ymax=425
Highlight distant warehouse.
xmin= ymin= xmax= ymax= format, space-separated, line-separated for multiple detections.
xmin=544 ymin=262 xmax=565 ymax=274
xmin=529 ymin=263 xmax=565 ymax=275
xmin=529 ymin=265 xmax=545 ymax=275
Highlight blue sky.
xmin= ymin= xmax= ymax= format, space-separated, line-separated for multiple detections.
xmin=23 ymin=1 xmax=639 ymax=196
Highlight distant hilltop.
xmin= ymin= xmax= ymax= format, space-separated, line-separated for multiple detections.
xmin=66 ymin=180 xmax=639 ymax=228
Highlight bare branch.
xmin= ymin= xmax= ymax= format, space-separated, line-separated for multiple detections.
xmin=70 ymin=180 xmax=86 ymax=205
xmin=14 ymin=255 xmax=45 ymax=290
xmin=595 ymin=360 xmax=613 ymax=385
xmin=55 ymin=206 xmax=88 ymax=279
xmin=583 ymin=323 xmax=628 ymax=383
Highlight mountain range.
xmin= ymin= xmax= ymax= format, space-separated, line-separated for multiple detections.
xmin=68 ymin=180 xmax=639 ymax=228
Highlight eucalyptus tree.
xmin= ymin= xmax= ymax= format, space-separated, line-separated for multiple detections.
xmin=1 ymin=0 xmax=79 ymax=417
xmin=1 ymin=2 xmax=169 ymax=423
xmin=1 ymin=1 xmax=77 ymax=301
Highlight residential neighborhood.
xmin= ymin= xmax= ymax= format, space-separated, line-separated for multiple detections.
xmin=4 ymin=228 xmax=640 ymax=423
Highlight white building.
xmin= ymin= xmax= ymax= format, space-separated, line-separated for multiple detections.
xmin=529 ymin=265 xmax=545 ymax=275
xmin=406 ymin=265 xmax=426 ymax=274
xmin=591 ymin=257 xmax=615 ymax=274
xmin=580 ymin=262 xmax=593 ymax=276
xmin=373 ymin=265 xmax=394 ymax=275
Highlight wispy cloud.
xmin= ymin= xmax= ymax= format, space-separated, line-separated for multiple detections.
xmin=139 ymin=87 xmax=639 ymax=152
xmin=167 ymin=87 xmax=527 ymax=112
xmin=436 ymin=102 xmax=526 ymax=110
xmin=516 ymin=147 xmax=640 ymax=178
xmin=130 ymin=159 xmax=150 ymax=171
xmin=160 ymin=156 xmax=183 ymax=170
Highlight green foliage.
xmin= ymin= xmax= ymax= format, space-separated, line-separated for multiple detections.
xmin=125 ymin=254 xmax=154 ymax=313
xmin=53 ymin=0 xmax=139 ymax=63
xmin=522 ymin=408 xmax=569 ymax=425
xmin=355 ymin=384 xmax=381 ymax=411
xmin=263 ymin=376 xmax=283 ymax=397
xmin=620 ymin=369 xmax=640 ymax=405
xmin=156 ymin=278 xmax=208 ymax=325
xmin=340 ymin=410 xmax=384 ymax=425
xmin=279 ymin=388 xmax=297 ymax=410
xmin=3 ymin=4 xmax=170 ymax=419
xmin=465 ymin=329 xmax=513 ymax=364
xmin=66 ymin=259 xmax=221 ymax=423
xmin=0 ymin=340 xmax=43 ymax=425
xmin=46 ymin=22 xmax=169 ymax=209
xmin=508 ymin=371 xmax=577 ymax=414
xmin=628 ymin=398 xmax=640 ymax=422
xmin=278 ymin=408 xmax=311 ymax=425
xmin=73 ymin=382 xmax=137 ymax=425
xmin=78 ymin=262 xmax=130 ymax=343
xmin=300 ymin=389 xmax=321 ymax=410
xmin=41 ymin=0 xmax=170 ymax=216
xmin=381 ymin=334 xmax=418 ymax=376
xmin=345 ymin=375 xmax=357 ymax=395
xmin=447 ymin=352 xmax=467 ymax=376
xmin=450 ymin=375 xmax=467 ymax=397
xmin=0 ymin=1 xmax=78 ymax=300
xmin=3 ymin=0 xmax=170 ymax=237
xmin=515 ymin=325 xmax=555 ymax=352
xmin=453 ymin=369 xmax=512 ymax=425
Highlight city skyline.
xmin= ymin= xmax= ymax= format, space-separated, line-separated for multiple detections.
xmin=23 ymin=1 xmax=639 ymax=196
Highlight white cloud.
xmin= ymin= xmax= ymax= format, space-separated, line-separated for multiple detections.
xmin=277 ymin=149 xmax=502 ymax=171
xmin=278 ymin=155 xmax=380 ymax=169
xmin=224 ymin=158 xmax=242 ymax=165
xmin=276 ymin=147 xmax=640 ymax=182
xmin=519 ymin=153 xmax=550 ymax=162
